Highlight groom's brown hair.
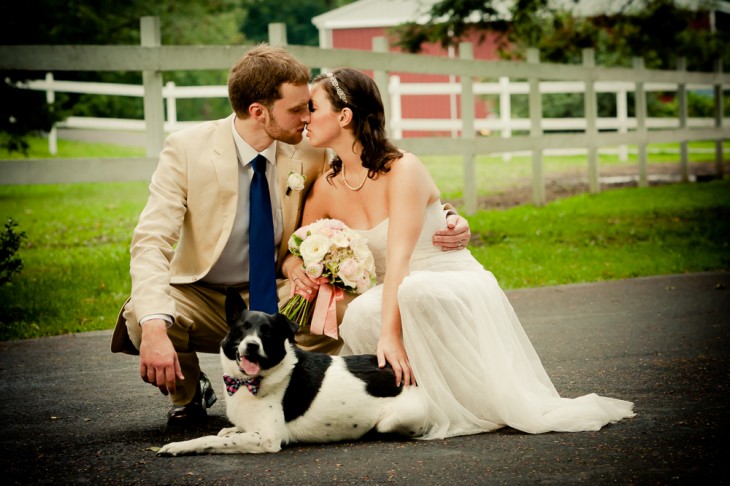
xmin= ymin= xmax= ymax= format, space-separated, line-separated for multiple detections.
xmin=228 ymin=44 xmax=310 ymax=118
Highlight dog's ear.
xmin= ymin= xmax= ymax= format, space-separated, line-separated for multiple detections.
xmin=276 ymin=313 xmax=299 ymax=342
xmin=225 ymin=287 xmax=247 ymax=325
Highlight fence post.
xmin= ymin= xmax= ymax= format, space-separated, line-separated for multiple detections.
xmin=372 ymin=37 xmax=391 ymax=136
xmin=45 ymin=72 xmax=57 ymax=155
xmin=617 ymin=85 xmax=629 ymax=162
xmin=459 ymin=42 xmax=477 ymax=215
xmin=583 ymin=49 xmax=599 ymax=193
xmin=389 ymin=76 xmax=403 ymax=139
xmin=713 ymin=58 xmax=725 ymax=178
xmin=165 ymin=81 xmax=177 ymax=133
xmin=528 ymin=48 xmax=545 ymax=206
xmin=141 ymin=16 xmax=165 ymax=158
xmin=633 ymin=57 xmax=648 ymax=187
xmin=268 ymin=23 xmax=287 ymax=46
xmin=677 ymin=58 xmax=689 ymax=182
xmin=499 ymin=76 xmax=512 ymax=162
xmin=448 ymin=45 xmax=459 ymax=138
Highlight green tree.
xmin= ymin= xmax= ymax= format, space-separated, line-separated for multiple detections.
xmin=240 ymin=0 xmax=355 ymax=46
xmin=393 ymin=0 xmax=729 ymax=70
xmin=0 ymin=0 xmax=246 ymax=151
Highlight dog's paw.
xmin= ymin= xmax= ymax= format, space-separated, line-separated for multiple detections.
xmin=157 ymin=441 xmax=192 ymax=457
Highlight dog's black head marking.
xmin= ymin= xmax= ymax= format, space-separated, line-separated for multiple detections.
xmin=221 ymin=288 xmax=299 ymax=376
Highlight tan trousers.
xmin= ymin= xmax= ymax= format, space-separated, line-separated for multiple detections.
xmin=122 ymin=280 xmax=353 ymax=405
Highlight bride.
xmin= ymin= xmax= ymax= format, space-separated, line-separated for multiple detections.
xmin=287 ymin=67 xmax=634 ymax=439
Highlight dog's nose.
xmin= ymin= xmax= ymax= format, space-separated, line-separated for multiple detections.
xmin=246 ymin=342 xmax=260 ymax=354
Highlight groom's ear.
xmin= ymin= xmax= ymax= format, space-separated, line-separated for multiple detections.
xmin=249 ymin=102 xmax=267 ymax=122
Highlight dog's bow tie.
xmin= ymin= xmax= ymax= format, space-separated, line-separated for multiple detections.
xmin=223 ymin=374 xmax=261 ymax=396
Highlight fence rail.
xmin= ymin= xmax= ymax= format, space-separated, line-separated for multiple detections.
xmin=13 ymin=74 xmax=724 ymax=159
xmin=0 ymin=17 xmax=728 ymax=212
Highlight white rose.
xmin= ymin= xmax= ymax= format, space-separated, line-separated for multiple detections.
xmin=352 ymin=240 xmax=371 ymax=261
xmin=294 ymin=226 xmax=309 ymax=240
xmin=299 ymin=233 xmax=330 ymax=266
xmin=337 ymin=258 xmax=362 ymax=289
xmin=362 ymin=253 xmax=375 ymax=274
xmin=323 ymin=219 xmax=345 ymax=230
xmin=356 ymin=275 xmax=374 ymax=294
xmin=331 ymin=231 xmax=350 ymax=248
xmin=304 ymin=262 xmax=324 ymax=278
xmin=287 ymin=171 xmax=306 ymax=191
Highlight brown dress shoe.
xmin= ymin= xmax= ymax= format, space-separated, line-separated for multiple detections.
xmin=167 ymin=372 xmax=217 ymax=426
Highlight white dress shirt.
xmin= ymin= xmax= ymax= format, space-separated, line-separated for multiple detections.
xmin=203 ymin=118 xmax=283 ymax=285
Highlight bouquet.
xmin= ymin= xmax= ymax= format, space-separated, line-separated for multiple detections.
xmin=279 ymin=219 xmax=377 ymax=339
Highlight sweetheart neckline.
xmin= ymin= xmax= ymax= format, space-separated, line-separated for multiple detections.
xmin=353 ymin=200 xmax=442 ymax=233
xmin=354 ymin=216 xmax=388 ymax=234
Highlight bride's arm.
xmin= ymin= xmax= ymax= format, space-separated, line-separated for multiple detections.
xmin=380 ymin=154 xmax=440 ymax=387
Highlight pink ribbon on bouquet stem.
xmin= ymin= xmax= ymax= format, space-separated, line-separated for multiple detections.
xmin=309 ymin=277 xmax=343 ymax=340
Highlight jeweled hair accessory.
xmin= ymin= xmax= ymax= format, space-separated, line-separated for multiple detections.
xmin=326 ymin=72 xmax=348 ymax=104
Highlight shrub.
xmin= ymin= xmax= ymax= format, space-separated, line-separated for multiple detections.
xmin=0 ymin=218 xmax=27 ymax=285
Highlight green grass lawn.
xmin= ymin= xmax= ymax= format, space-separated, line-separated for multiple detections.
xmin=0 ymin=135 xmax=145 ymax=159
xmin=424 ymin=140 xmax=729 ymax=199
xmin=0 ymin=136 xmax=728 ymax=341
xmin=1 ymin=179 xmax=727 ymax=341
xmin=467 ymin=180 xmax=729 ymax=288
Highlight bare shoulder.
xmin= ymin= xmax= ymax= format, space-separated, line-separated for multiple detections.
xmin=388 ymin=152 xmax=431 ymax=181
xmin=312 ymin=169 xmax=337 ymax=193
xmin=387 ymin=152 xmax=439 ymax=199
xmin=390 ymin=151 xmax=426 ymax=171
xmin=306 ymin=170 xmax=337 ymax=207
xmin=302 ymin=171 xmax=336 ymax=224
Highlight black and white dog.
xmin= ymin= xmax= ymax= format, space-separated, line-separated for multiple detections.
xmin=158 ymin=288 xmax=429 ymax=455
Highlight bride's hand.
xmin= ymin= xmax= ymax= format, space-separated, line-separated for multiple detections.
xmin=377 ymin=335 xmax=415 ymax=387
xmin=283 ymin=256 xmax=317 ymax=296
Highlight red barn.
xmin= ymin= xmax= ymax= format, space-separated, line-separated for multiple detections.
xmin=312 ymin=0 xmax=502 ymax=138
xmin=312 ymin=0 xmax=730 ymax=138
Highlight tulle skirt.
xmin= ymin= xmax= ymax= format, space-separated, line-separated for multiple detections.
xmin=339 ymin=268 xmax=635 ymax=439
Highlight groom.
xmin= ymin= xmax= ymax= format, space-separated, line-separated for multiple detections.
xmin=111 ymin=45 xmax=471 ymax=426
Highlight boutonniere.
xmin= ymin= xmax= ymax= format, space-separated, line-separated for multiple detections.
xmin=286 ymin=171 xmax=306 ymax=196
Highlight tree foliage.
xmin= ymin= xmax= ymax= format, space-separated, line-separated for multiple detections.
xmin=1 ymin=0 xmax=247 ymax=151
xmin=393 ymin=0 xmax=729 ymax=71
xmin=0 ymin=0 xmax=361 ymax=151
xmin=241 ymin=0 xmax=354 ymax=46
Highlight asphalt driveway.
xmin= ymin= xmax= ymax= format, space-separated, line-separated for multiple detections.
xmin=1 ymin=271 xmax=727 ymax=485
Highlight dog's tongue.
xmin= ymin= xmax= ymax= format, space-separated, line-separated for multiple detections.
xmin=239 ymin=356 xmax=261 ymax=376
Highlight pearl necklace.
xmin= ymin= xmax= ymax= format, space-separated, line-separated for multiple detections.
xmin=341 ymin=165 xmax=368 ymax=191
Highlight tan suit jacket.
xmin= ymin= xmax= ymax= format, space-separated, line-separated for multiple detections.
xmin=111 ymin=114 xmax=329 ymax=353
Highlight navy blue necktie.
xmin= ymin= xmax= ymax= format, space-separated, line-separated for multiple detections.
xmin=248 ymin=154 xmax=278 ymax=313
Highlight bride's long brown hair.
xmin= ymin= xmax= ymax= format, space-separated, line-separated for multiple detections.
xmin=312 ymin=68 xmax=403 ymax=183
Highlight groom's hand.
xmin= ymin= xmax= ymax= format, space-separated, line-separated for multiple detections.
xmin=139 ymin=319 xmax=184 ymax=395
xmin=433 ymin=214 xmax=471 ymax=251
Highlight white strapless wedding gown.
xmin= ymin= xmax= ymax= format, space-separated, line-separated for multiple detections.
xmin=339 ymin=201 xmax=635 ymax=439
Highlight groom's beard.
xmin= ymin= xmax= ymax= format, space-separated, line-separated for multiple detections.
xmin=265 ymin=112 xmax=304 ymax=145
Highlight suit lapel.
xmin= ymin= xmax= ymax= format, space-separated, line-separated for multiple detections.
xmin=276 ymin=143 xmax=303 ymax=267
xmin=211 ymin=115 xmax=239 ymax=246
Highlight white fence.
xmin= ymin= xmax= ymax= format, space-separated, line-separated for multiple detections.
xmin=23 ymin=73 xmax=228 ymax=154
xmin=0 ymin=17 xmax=728 ymax=212
xmin=18 ymin=73 xmax=723 ymax=165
